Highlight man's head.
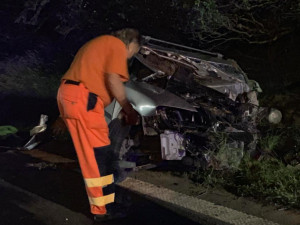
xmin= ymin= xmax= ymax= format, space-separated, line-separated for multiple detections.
xmin=111 ymin=28 xmax=141 ymax=59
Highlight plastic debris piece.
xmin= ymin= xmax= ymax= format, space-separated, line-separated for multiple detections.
xmin=30 ymin=114 xmax=48 ymax=136
xmin=24 ymin=114 xmax=48 ymax=150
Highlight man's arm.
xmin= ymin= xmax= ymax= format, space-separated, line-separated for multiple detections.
xmin=106 ymin=73 xmax=138 ymax=125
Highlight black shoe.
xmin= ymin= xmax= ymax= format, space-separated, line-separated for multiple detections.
xmin=94 ymin=210 xmax=127 ymax=223
xmin=115 ymin=186 xmax=132 ymax=209
xmin=94 ymin=214 xmax=110 ymax=223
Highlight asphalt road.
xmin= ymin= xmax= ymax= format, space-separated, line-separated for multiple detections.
xmin=0 ymin=149 xmax=201 ymax=225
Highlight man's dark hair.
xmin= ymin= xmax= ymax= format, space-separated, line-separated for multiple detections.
xmin=111 ymin=28 xmax=141 ymax=46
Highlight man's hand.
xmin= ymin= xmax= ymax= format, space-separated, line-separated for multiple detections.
xmin=106 ymin=73 xmax=140 ymax=125
xmin=51 ymin=117 xmax=68 ymax=136
xmin=122 ymin=103 xmax=139 ymax=125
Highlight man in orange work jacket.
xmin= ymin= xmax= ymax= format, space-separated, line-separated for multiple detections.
xmin=57 ymin=28 xmax=140 ymax=222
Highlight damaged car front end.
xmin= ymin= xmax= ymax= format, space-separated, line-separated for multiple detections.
xmin=106 ymin=37 xmax=281 ymax=169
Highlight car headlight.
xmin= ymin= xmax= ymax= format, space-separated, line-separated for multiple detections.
xmin=268 ymin=108 xmax=282 ymax=124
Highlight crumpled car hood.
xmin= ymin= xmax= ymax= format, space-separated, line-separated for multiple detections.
xmin=134 ymin=45 xmax=251 ymax=101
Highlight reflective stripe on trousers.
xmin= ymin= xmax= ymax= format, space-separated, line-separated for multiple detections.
xmin=57 ymin=81 xmax=114 ymax=215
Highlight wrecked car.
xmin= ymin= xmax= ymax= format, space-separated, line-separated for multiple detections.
xmin=105 ymin=37 xmax=282 ymax=169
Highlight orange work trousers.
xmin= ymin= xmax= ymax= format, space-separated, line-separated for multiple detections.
xmin=57 ymin=80 xmax=114 ymax=215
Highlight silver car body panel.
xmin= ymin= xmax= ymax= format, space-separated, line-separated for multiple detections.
xmin=104 ymin=80 xmax=197 ymax=123
xmin=126 ymin=81 xmax=197 ymax=116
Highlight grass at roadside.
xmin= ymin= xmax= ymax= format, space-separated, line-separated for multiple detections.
xmin=234 ymin=156 xmax=299 ymax=207
xmin=189 ymin=157 xmax=300 ymax=208
xmin=189 ymin=125 xmax=300 ymax=209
